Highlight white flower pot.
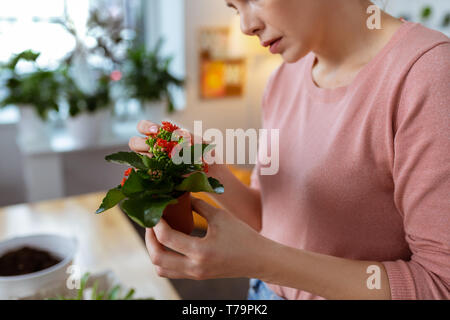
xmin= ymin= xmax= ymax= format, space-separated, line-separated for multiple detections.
xmin=66 ymin=109 xmax=110 ymax=148
xmin=18 ymin=107 xmax=48 ymax=144
xmin=0 ymin=234 xmax=77 ymax=300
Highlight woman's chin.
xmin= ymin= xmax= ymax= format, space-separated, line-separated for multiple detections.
xmin=280 ymin=47 xmax=308 ymax=64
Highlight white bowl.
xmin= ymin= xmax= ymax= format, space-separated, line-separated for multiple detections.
xmin=0 ymin=234 xmax=77 ymax=300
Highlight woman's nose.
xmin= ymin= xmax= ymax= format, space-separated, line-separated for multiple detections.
xmin=240 ymin=14 xmax=264 ymax=36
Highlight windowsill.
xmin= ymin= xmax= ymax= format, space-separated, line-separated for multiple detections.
xmin=16 ymin=120 xmax=138 ymax=156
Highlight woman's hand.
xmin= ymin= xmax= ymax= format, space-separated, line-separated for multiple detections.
xmin=128 ymin=120 xmax=160 ymax=157
xmin=145 ymin=197 xmax=272 ymax=280
xmin=129 ymin=119 xmax=213 ymax=159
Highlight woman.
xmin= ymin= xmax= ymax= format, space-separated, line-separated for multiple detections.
xmin=129 ymin=0 xmax=449 ymax=299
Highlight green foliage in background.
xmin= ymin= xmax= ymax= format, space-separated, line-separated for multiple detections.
xmin=61 ymin=66 xmax=112 ymax=117
xmin=0 ymin=7 xmax=184 ymax=119
xmin=122 ymin=40 xmax=184 ymax=114
xmin=420 ymin=5 xmax=450 ymax=28
xmin=0 ymin=50 xmax=62 ymax=120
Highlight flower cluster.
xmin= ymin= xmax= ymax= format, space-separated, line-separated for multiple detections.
xmin=146 ymin=121 xmax=182 ymax=160
xmin=121 ymin=167 xmax=133 ymax=187
xmin=155 ymin=138 xmax=178 ymax=158
xmin=142 ymin=121 xmax=210 ymax=180
xmin=161 ymin=121 xmax=179 ymax=133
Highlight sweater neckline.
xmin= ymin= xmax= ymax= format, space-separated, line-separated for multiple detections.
xmin=305 ymin=20 xmax=417 ymax=103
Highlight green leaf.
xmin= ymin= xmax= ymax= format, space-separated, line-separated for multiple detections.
xmin=144 ymin=180 xmax=175 ymax=196
xmin=96 ymin=291 xmax=105 ymax=300
xmin=141 ymin=154 xmax=155 ymax=168
xmin=174 ymin=143 xmax=213 ymax=165
xmin=141 ymin=155 xmax=166 ymax=171
xmin=191 ymin=144 xmax=213 ymax=164
xmin=96 ymin=188 xmax=126 ymax=214
xmin=91 ymin=280 xmax=99 ymax=300
xmin=77 ymin=273 xmax=90 ymax=300
xmin=175 ymin=172 xmax=224 ymax=194
xmin=107 ymin=285 xmax=121 ymax=300
xmin=121 ymin=196 xmax=178 ymax=228
xmin=105 ymin=152 xmax=148 ymax=170
xmin=121 ymin=170 xmax=146 ymax=196
xmin=6 ymin=50 xmax=40 ymax=70
xmin=207 ymin=177 xmax=225 ymax=194
xmin=443 ymin=13 xmax=450 ymax=27
xmin=123 ymin=289 xmax=136 ymax=300
xmin=421 ymin=6 xmax=432 ymax=20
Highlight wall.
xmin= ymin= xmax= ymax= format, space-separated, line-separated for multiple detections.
xmin=172 ymin=0 xmax=256 ymax=133
xmin=382 ymin=0 xmax=450 ymax=35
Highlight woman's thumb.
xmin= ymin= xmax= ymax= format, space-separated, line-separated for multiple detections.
xmin=191 ymin=197 xmax=218 ymax=221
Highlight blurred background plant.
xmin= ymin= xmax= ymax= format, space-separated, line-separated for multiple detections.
xmin=48 ymin=272 xmax=154 ymax=300
xmin=0 ymin=50 xmax=62 ymax=120
xmin=398 ymin=3 xmax=450 ymax=30
xmin=61 ymin=66 xmax=111 ymax=118
xmin=420 ymin=5 xmax=450 ymax=27
xmin=0 ymin=4 xmax=183 ymax=123
xmin=122 ymin=42 xmax=184 ymax=114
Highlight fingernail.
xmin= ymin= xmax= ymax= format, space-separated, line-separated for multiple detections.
xmin=149 ymin=126 xmax=158 ymax=133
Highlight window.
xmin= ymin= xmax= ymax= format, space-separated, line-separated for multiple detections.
xmin=0 ymin=0 xmax=144 ymax=122
xmin=144 ymin=0 xmax=186 ymax=110
xmin=0 ymin=0 xmax=88 ymax=69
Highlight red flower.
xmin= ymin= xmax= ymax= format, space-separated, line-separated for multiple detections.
xmin=157 ymin=138 xmax=168 ymax=148
xmin=121 ymin=177 xmax=127 ymax=187
xmin=124 ymin=168 xmax=132 ymax=176
xmin=157 ymin=138 xmax=178 ymax=155
xmin=167 ymin=141 xmax=178 ymax=157
xmin=110 ymin=70 xmax=122 ymax=82
xmin=202 ymin=161 xmax=209 ymax=173
xmin=161 ymin=121 xmax=179 ymax=133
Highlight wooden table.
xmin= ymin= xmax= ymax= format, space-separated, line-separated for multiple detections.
xmin=0 ymin=192 xmax=180 ymax=300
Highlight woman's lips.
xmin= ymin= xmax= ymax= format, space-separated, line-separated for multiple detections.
xmin=269 ymin=38 xmax=282 ymax=54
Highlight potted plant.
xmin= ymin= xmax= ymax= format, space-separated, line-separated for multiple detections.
xmin=62 ymin=66 xmax=112 ymax=147
xmin=0 ymin=50 xmax=61 ymax=143
xmin=96 ymin=121 xmax=223 ymax=234
xmin=55 ymin=7 xmax=133 ymax=148
xmin=121 ymin=41 xmax=184 ymax=120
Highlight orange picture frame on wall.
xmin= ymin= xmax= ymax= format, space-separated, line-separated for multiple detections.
xmin=199 ymin=27 xmax=246 ymax=99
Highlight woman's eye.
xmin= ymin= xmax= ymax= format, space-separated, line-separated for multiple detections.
xmin=226 ymin=2 xmax=239 ymax=15
xmin=229 ymin=7 xmax=239 ymax=15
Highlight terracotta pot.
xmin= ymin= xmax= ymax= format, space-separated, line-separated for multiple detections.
xmin=162 ymin=192 xmax=194 ymax=235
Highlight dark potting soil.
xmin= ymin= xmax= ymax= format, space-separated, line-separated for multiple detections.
xmin=0 ymin=246 xmax=62 ymax=276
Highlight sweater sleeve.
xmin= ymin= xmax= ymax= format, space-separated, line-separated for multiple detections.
xmin=381 ymin=42 xmax=450 ymax=300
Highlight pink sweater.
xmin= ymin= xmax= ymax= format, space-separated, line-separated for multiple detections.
xmin=251 ymin=21 xmax=450 ymax=300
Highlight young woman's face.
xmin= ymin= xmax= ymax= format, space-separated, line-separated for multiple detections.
xmin=225 ymin=0 xmax=328 ymax=63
